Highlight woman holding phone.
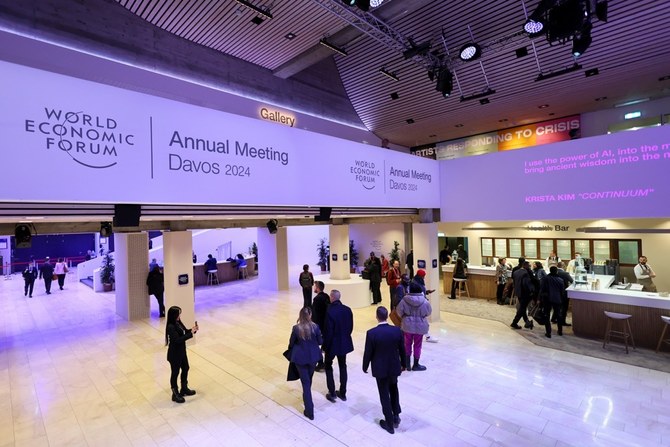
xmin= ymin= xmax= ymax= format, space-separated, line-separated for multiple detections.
xmin=165 ymin=306 xmax=199 ymax=403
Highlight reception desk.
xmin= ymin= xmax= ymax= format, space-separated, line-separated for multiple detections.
xmin=193 ymin=256 xmax=255 ymax=286
xmin=569 ymin=275 xmax=670 ymax=349
xmin=442 ymin=264 xmax=497 ymax=300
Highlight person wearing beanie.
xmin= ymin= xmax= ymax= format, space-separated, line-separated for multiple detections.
xmin=411 ymin=269 xmax=437 ymax=343
xmin=394 ymin=282 xmax=432 ymax=371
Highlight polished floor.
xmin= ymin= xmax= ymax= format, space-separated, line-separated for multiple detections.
xmin=1 ymin=272 xmax=668 ymax=446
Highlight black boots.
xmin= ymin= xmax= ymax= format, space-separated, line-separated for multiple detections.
xmin=171 ymin=388 xmax=185 ymax=403
xmin=412 ymin=359 xmax=427 ymax=371
xmin=180 ymin=384 xmax=196 ymax=396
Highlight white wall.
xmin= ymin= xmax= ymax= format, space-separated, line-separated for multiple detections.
xmin=581 ymin=96 xmax=670 ymax=138
xmin=350 ymin=223 xmax=406 ymax=265
xmin=287 ymin=225 xmax=329 ymax=287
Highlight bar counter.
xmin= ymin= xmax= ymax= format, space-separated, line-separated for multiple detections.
xmin=193 ymin=256 xmax=255 ymax=286
xmin=569 ymin=275 xmax=670 ymax=349
xmin=442 ymin=264 xmax=497 ymax=300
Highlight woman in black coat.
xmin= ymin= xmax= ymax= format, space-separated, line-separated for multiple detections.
xmin=165 ymin=306 xmax=199 ymax=403
xmin=147 ymin=265 xmax=165 ymax=317
xmin=287 ymin=307 xmax=322 ymax=420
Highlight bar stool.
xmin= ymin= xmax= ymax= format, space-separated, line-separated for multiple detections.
xmin=453 ymin=278 xmax=470 ymax=298
xmin=207 ymin=270 xmax=219 ymax=285
xmin=655 ymin=316 xmax=670 ymax=353
xmin=602 ymin=311 xmax=635 ymax=354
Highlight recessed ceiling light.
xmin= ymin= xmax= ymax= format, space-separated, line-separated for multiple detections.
xmin=429 ymin=134 xmax=437 ymax=137
xmin=548 ymin=112 xmax=555 ymax=116
xmin=285 ymin=32 xmax=296 ymax=40
xmin=406 ymin=118 xmax=415 ymax=124
xmin=455 ymin=124 xmax=464 ymax=128
xmin=390 ymin=92 xmax=399 ymax=100
xmin=498 ymin=118 xmax=508 ymax=122
xmin=538 ymin=104 xmax=549 ymax=109
xmin=595 ymin=96 xmax=607 ymax=101
xmin=251 ymin=16 xmax=264 ymax=25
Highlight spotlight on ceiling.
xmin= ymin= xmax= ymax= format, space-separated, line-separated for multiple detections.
xmin=380 ymin=67 xmax=399 ymax=81
xmin=343 ymin=0 xmax=370 ymax=11
xmin=266 ymin=219 xmax=278 ymax=234
xmin=435 ymin=69 xmax=454 ymax=98
xmin=572 ymin=22 xmax=592 ymax=57
xmin=100 ymin=222 xmax=113 ymax=237
xmin=319 ymin=38 xmax=348 ymax=56
xmin=14 ymin=224 xmax=32 ymax=248
xmin=523 ymin=19 xmax=545 ymax=37
xmin=458 ymin=43 xmax=481 ymax=61
xmin=235 ymin=0 xmax=273 ymax=19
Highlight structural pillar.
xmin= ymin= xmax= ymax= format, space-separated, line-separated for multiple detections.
xmin=114 ymin=232 xmax=150 ymax=321
xmin=164 ymin=231 xmax=195 ymax=326
xmin=257 ymin=226 xmax=289 ymax=291
xmin=329 ymin=225 xmax=350 ymax=280
xmin=412 ymin=222 xmax=440 ymax=322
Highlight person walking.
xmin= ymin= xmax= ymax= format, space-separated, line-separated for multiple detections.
xmin=363 ymin=306 xmax=406 ymax=435
xmin=22 ymin=262 xmax=38 ymax=298
xmin=298 ymin=264 xmax=314 ymax=309
xmin=54 ymin=258 xmax=68 ymax=290
xmin=311 ymin=281 xmax=330 ymax=371
xmin=39 ymin=257 xmax=54 ymax=295
xmin=405 ymin=250 xmax=414 ymax=280
xmin=395 ymin=282 xmax=432 ymax=371
xmin=287 ymin=307 xmax=323 ymax=420
xmin=147 ymin=265 xmax=166 ymax=317
xmin=510 ymin=261 xmax=535 ymax=330
xmin=541 ymin=267 xmax=565 ymax=338
xmin=323 ymin=290 xmax=354 ymax=403
xmin=165 ymin=306 xmax=199 ymax=403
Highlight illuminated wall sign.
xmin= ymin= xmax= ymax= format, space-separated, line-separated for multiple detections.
xmin=410 ymin=146 xmax=437 ymax=159
xmin=259 ymin=107 xmax=296 ymax=127
xmin=1 ymin=61 xmax=439 ymax=209
xmin=436 ymin=115 xmax=581 ymax=160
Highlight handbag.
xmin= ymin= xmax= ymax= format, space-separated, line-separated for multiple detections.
xmin=361 ymin=269 xmax=370 ymax=280
xmin=389 ymin=309 xmax=402 ymax=327
xmin=52 ymin=274 xmax=58 ymax=280
xmin=282 ymin=348 xmax=300 ymax=381
xmin=528 ymin=301 xmax=547 ymax=325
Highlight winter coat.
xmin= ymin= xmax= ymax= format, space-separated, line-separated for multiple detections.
xmin=395 ymin=292 xmax=432 ymax=335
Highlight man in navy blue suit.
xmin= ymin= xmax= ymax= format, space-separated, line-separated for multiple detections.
xmin=323 ymin=289 xmax=354 ymax=403
xmin=363 ymin=306 xmax=407 ymax=435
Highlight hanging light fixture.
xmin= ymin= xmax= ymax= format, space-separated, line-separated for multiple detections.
xmin=459 ymin=43 xmax=481 ymax=61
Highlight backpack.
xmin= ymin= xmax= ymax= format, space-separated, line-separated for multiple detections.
xmin=299 ymin=272 xmax=313 ymax=288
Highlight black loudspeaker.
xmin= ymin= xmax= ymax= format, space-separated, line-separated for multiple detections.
xmin=266 ymin=219 xmax=278 ymax=234
xmin=100 ymin=222 xmax=113 ymax=237
xmin=113 ymin=204 xmax=141 ymax=227
xmin=15 ymin=224 xmax=32 ymax=248
xmin=314 ymin=207 xmax=332 ymax=222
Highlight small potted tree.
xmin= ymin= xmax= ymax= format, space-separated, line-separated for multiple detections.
xmin=349 ymin=239 xmax=359 ymax=273
xmin=100 ymin=252 xmax=115 ymax=292
xmin=389 ymin=241 xmax=401 ymax=266
xmin=317 ymin=238 xmax=329 ymax=272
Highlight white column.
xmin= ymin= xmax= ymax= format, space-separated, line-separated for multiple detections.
xmin=114 ymin=232 xmax=150 ymax=321
xmin=329 ymin=225 xmax=350 ymax=280
xmin=164 ymin=231 xmax=196 ymax=326
xmin=257 ymin=227 xmax=289 ymax=291
xmin=412 ymin=223 xmax=440 ymax=322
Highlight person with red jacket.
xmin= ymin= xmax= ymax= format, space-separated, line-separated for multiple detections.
xmin=387 ymin=260 xmax=401 ymax=306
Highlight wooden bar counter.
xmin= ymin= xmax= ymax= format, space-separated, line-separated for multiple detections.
xmin=441 ymin=264 xmax=497 ymax=300
xmin=569 ymin=276 xmax=670 ymax=349
xmin=193 ymin=256 xmax=256 ymax=286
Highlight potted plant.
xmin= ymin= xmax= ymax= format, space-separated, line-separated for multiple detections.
xmin=317 ymin=238 xmax=329 ymax=272
xmin=389 ymin=241 xmax=401 ymax=266
xmin=100 ymin=252 xmax=115 ymax=292
xmin=249 ymin=242 xmax=258 ymax=271
xmin=349 ymin=239 xmax=359 ymax=273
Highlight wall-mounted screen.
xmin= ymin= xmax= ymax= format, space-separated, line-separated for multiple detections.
xmin=440 ymin=125 xmax=670 ymax=221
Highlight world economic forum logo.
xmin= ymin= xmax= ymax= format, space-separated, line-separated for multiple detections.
xmin=24 ymin=108 xmax=135 ymax=169
xmin=349 ymin=159 xmax=380 ymax=190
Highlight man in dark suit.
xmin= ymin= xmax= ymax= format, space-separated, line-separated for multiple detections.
xmin=311 ymin=281 xmax=330 ymax=372
xmin=22 ymin=262 xmax=38 ymax=298
xmin=363 ymin=306 xmax=406 ymax=435
xmin=323 ymin=289 xmax=354 ymax=402
xmin=556 ymin=262 xmax=574 ymax=326
xmin=39 ymin=257 xmax=54 ymax=295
